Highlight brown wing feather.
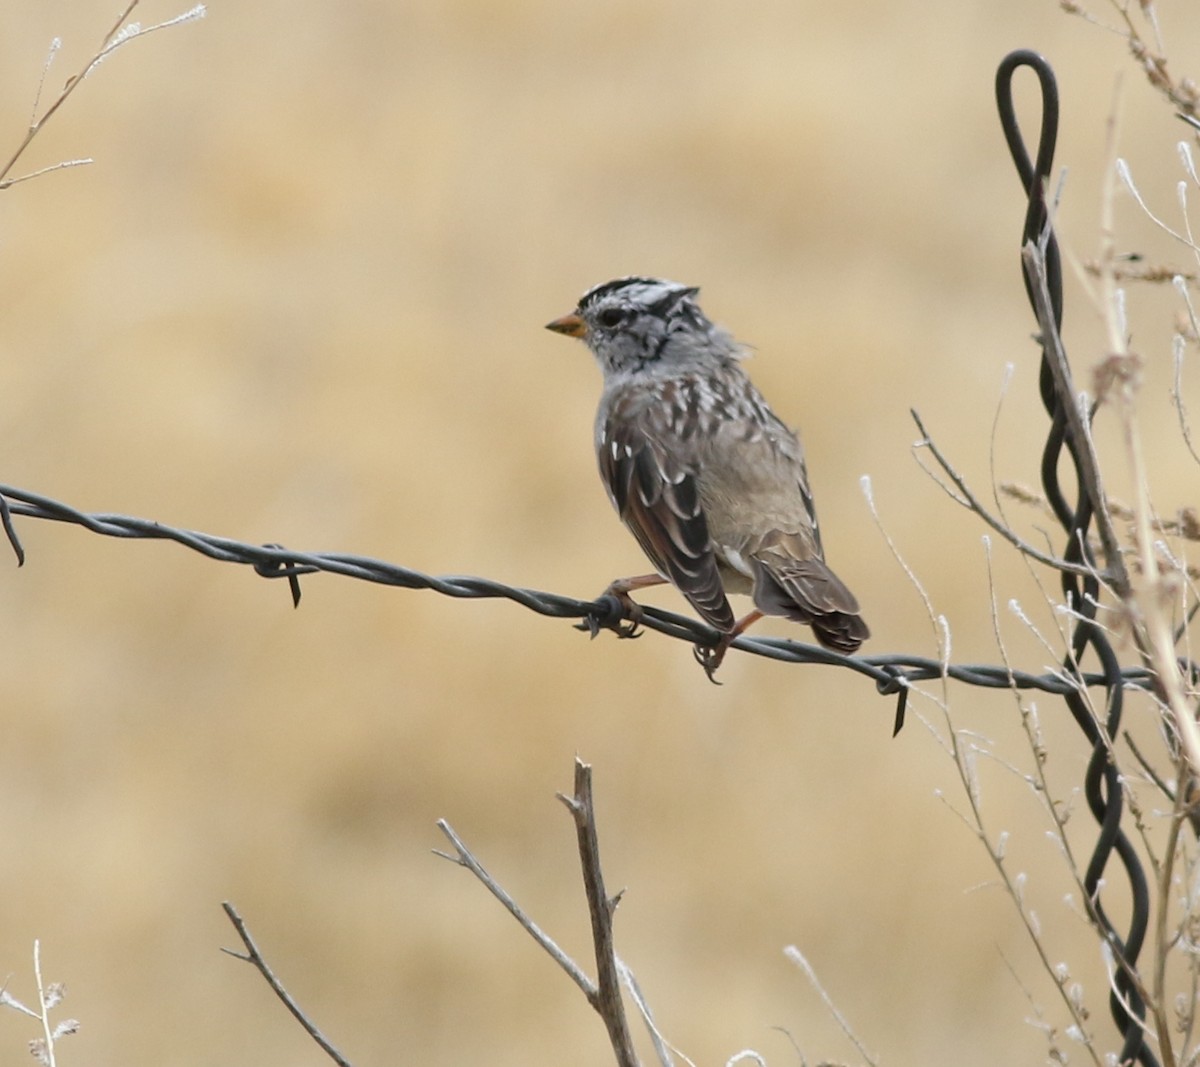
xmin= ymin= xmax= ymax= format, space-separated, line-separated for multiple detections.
xmin=598 ymin=408 xmax=735 ymax=632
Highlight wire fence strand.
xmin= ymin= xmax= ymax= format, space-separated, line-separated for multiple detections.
xmin=0 ymin=481 xmax=1164 ymax=706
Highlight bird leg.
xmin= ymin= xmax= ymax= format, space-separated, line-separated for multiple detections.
xmin=693 ymin=610 xmax=764 ymax=682
xmin=577 ymin=574 xmax=666 ymax=639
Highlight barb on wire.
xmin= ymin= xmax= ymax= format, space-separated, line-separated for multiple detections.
xmin=997 ymin=48 xmax=1156 ymax=1067
xmin=0 ymin=481 xmax=1170 ymax=707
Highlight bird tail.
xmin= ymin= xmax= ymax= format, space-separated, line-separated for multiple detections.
xmin=749 ymin=548 xmax=870 ymax=655
xmin=810 ymin=611 xmax=871 ymax=655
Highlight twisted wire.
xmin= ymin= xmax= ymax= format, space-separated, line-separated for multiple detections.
xmin=998 ymin=49 xmax=1156 ymax=1067
xmin=0 ymin=481 xmax=1165 ymax=705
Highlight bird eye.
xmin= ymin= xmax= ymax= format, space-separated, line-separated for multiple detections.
xmin=596 ymin=307 xmax=626 ymax=329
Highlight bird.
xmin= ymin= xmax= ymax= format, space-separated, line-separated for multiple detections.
xmin=546 ymin=276 xmax=869 ymax=679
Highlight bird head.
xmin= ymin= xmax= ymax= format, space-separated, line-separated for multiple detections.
xmin=546 ymin=276 xmax=737 ymax=379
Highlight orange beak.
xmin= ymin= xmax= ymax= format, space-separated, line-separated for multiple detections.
xmin=545 ymin=312 xmax=586 ymax=338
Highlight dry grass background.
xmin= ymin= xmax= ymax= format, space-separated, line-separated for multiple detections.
xmin=0 ymin=1 xmax=1197 ymax=1064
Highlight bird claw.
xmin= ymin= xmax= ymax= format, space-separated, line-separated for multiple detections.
xmin=692 ymin=640 xmax=728 ymax=685
xmin=576 ymin=590 xmax=644 ymax=640
xmin=613 ymin=618 xmax=643 ymax=639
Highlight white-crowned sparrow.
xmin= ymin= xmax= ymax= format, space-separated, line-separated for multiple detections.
xmin=547 ymin=276 xmax=869 ymax=677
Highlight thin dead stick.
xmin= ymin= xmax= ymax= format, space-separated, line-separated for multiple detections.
xmin=910 ymin=408 xmax=1099 ymax=579
xmin=618 ymin=958 xmax=684 ymax=1067
xmin=436 ymin=759 xmax=642 ymax=1067
xmin=0 ymin=0 xmax=205 ymax=189
xmin=1023 ymin=234 xmax=1199 ymax=800
xmin=102 ymin=2 xmax=142 ymax=48
xmin=783 ymin=945 xmax=878 ymax=1067
xmin=0 ymin=158 xmax=92 ymax=188
xmin=1171 ymin=296 xmax=1200 ymax=467
xmin=1116 ymin=365 xmax=1200 ymax=781
xmin=220 ymin=902 xmax=354 ymax=1067
xmin=32 ymin=941 xmax=58 ymax=1067
xmin=433 ymin=819 xmax=596 ymax=1000
xmin=1090 ymin=99 xmax=1200 ymax=786
xmin=1021 ymin=239 xmax=1128 ymax=591
xmin=1124 ymin=730 xmax=1179 ymax=805
xmin=1153 ymin=754 xmax=1192 ymax=1067
xmin=559 ymin=759 xmax=641 ymax=1067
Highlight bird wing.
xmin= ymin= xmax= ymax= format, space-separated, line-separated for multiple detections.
xmin=597 ymin=398 xmax=736 ymax=632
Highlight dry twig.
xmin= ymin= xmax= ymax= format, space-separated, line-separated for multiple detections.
xmin=0 ymin=0 xmax=206 ymax=190
xmin=0 ymin=942 xmax=80 ymax=1067
xmin=221 ymin=902 xmax=354 ymax=1067
xmin=911 ymin=407 xmax=1101 ymax=580
xmin=435 ymin=759 xmax=649 ymax=1067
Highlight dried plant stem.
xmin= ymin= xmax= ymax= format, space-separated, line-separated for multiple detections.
xmin=433 ymin=820 xmax=596 ymax=999
xmin=1022 ymin=240 xmax=1127 ymax=588
xmin=618 ymin=960 xmax=689 ymax=1067
xmin=1119 ymin=382 xmax=1200 ymax=772
xmin=911 ymin=408 xmax=1098 ymax=579
xmin=1171 ymin=331 xmax=1200 ymax=467
xmin=941 ymin=690 xmax=1106 ymax=1064
xmin=1092 ymin=87 xmax=1200 ymax=782
xmin=867 ymin=469 xmax=1102 ymax=1056
xmin=1152 ymin=756 xmax=1192 ymax=1067
xmin=436 ymin=759 xmax=646 ymax=1067
xmin=1114 ymin=345 xmax=1200 ymax=783
xmin=102 ymin=2 xmax=142 ymax=47
xmin=1 ymin=943 xmax=79 ymax=1066
xmin=558 ymin=760 xmax=640 ymax=1067
xmin=783 ymin=946 xmax=878 ymax=1066
xmin=32 ymin=941 xmax=55 ymax=1067
xmin=220 ymin=902 xmax=354 ymax=1067
xmin=0 ymin=0 xmax=206 ymax=190
xmin=0 ymin=158 xmax=92 ymax=189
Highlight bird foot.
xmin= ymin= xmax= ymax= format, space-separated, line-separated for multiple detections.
xmin=692 ymin=635 xmax=734 ymax=685
xmin=576 ymin=584 xmax=645 ymax=639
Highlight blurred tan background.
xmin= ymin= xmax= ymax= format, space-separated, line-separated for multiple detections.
xmin=0 ymin=1 xmax=1197 ymax=1064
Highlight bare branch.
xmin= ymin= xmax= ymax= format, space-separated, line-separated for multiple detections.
xmin=618 ymin=960 xmax=687 ymax=1067
xmin=559 ymin=760 xmax=640 ymax=1067
xmin=437 ymin=760 xmax=643 ymax=1067
xmin=0 ymin=1 xmax=205 ymax=190
xmin=1153 ymin=756 xmax=1195 ymax=1067
xmin=32 ymin=943 xmax=59 ymax=1067
xmin=432 ymin=820 xmax=596 ymax=1001
xmin=1022 ymin=240 xmax=1129 ymax=593
xmin=1088 ymin=109 xmax=1200 ymax=783
xmin=911 ymin=408 xmax=1101 ymax=579
xmin=1 ymin=943 xmax=80 ymax=1067
xmin=220 ymin=902 xmax=354 ymax=1067
xmin=783 ymin=946 xmax=879 ymax=1067
xmin=1171 ymin=326 xmax=1200 ymax=468
xmin=0 ymin=158 xmax=92 ymax=187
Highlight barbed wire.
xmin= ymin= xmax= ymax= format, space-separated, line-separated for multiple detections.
xmin=0 ymin=481 xmax=1165 ymax=715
